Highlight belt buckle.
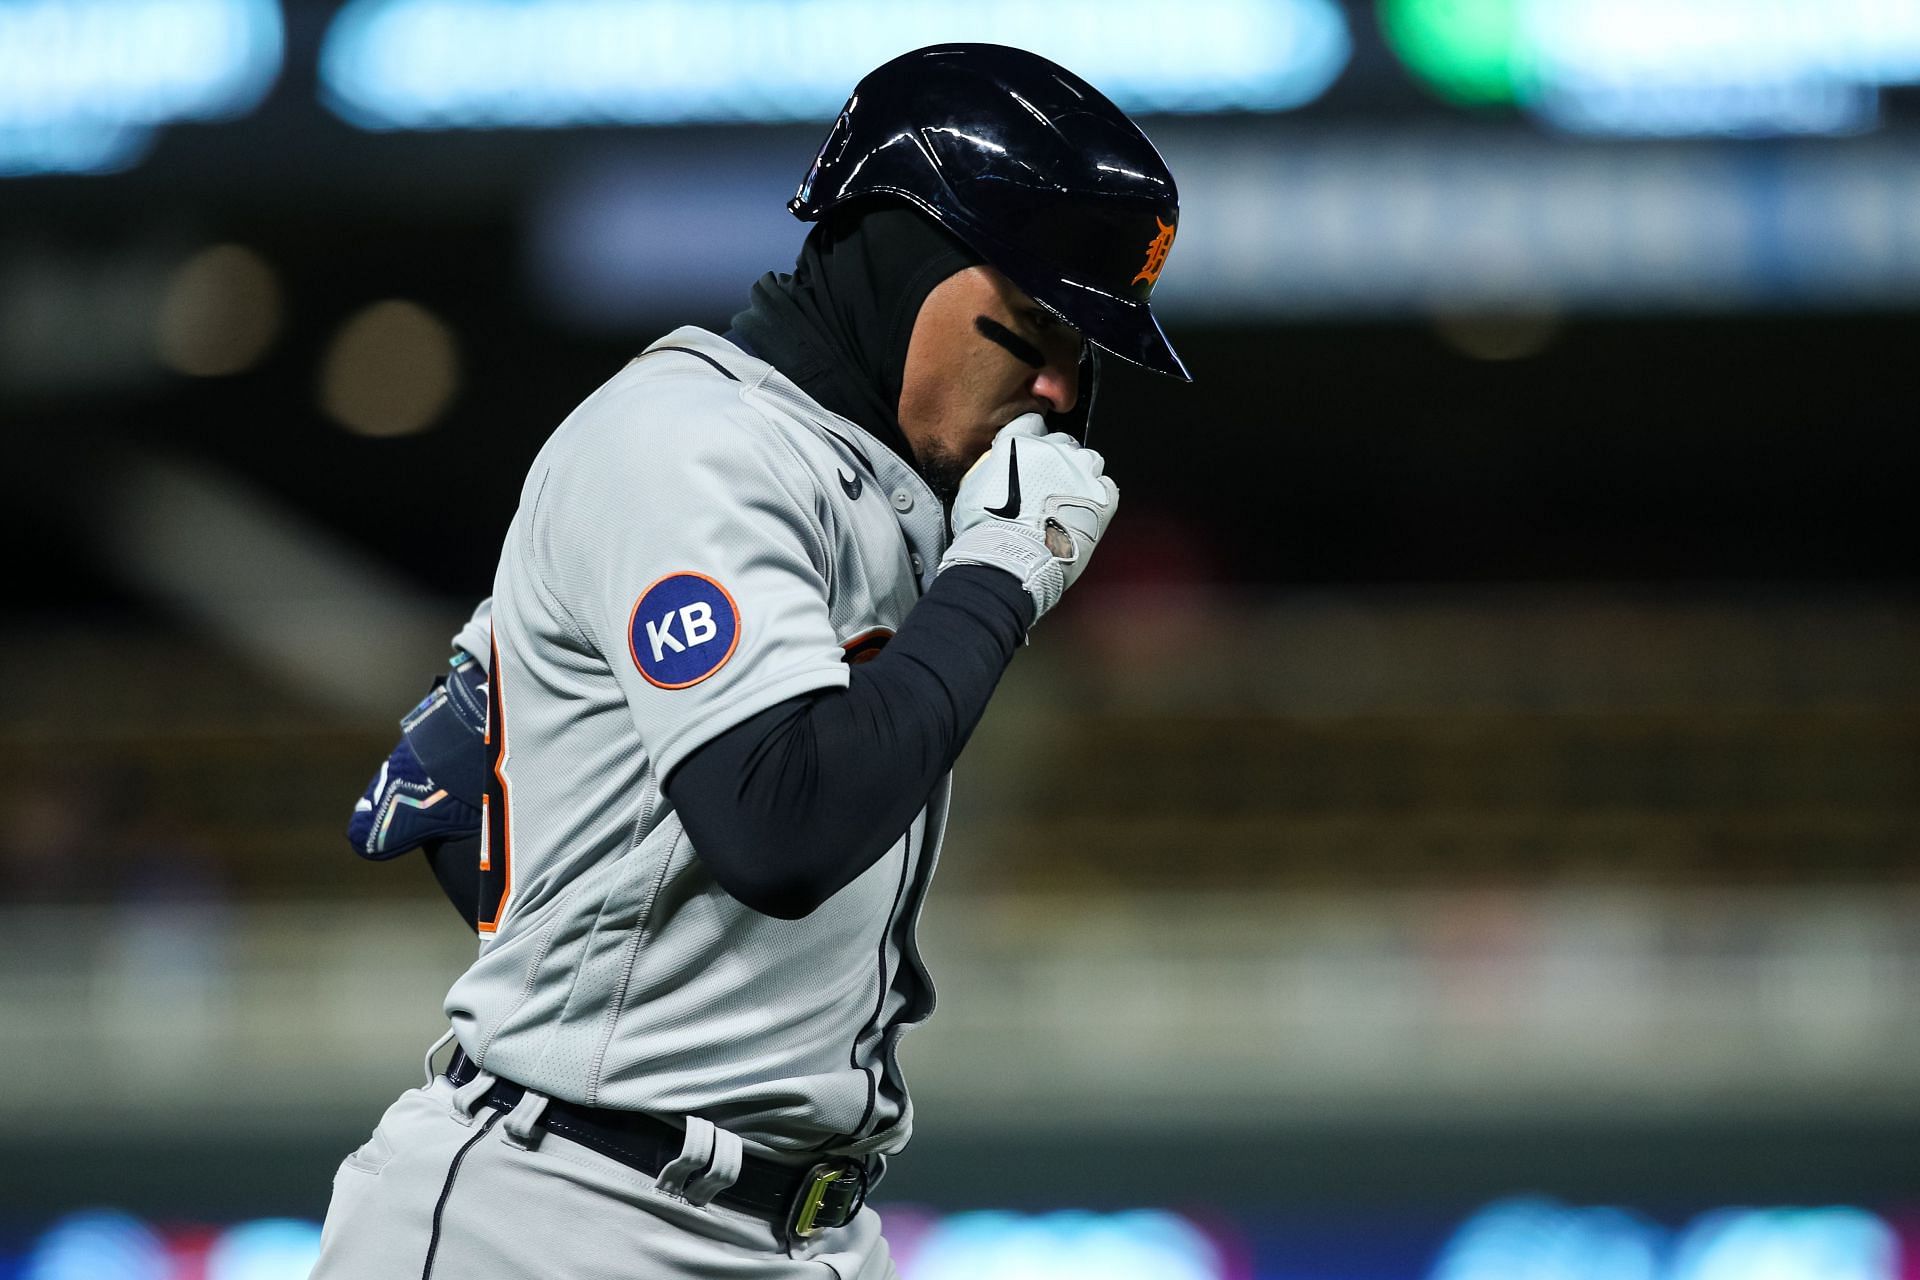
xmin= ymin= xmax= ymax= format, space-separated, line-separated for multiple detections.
xmin=785 ymin=1158 xmax=867 ymax=1242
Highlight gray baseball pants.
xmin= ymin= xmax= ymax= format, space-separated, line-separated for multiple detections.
xmin=309 ymin=1072 xmax=899 ymax=1279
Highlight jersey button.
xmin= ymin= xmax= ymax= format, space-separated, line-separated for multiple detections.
xmin=890 ymin=489 xmax=914 ymax=513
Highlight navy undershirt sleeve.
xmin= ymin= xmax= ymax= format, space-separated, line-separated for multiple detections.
xmin=665 ymin=564 xmax=1035 ymax=919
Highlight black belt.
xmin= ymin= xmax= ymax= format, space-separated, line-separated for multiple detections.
xmin=445 ymin=1049 xmax=867 ymax=1241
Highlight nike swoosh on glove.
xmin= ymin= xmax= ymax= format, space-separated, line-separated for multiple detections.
xmin=937 ymin=413 xmax=1118 ymax=623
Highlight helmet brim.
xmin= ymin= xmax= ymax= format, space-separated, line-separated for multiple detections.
xmin=1040 ymin=280 xmax=1191 ymax=383
xmin=936 ymin=204 xmax=1190 ymax=383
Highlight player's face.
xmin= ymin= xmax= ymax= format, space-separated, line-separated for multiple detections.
xmin=898 ymin=265 xmax=1084 ymax=507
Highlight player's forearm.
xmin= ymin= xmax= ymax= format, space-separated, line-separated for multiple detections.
xmin=667 ymin=564 xmax=1033 ymax=919
xmin=423 ymin=834 xmax=483 ymax=933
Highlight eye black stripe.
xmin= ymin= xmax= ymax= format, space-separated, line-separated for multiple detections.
xmin=974 ymin=316 xmax=1045 ymax=368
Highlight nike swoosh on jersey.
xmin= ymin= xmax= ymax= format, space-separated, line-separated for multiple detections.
xmin=838 ymin=468 xmax=863 ymax=500
xmin=820 ymin=426 xmax=872 ymax=472
xmin=984 ymin=439 xmax=1021 ymax=518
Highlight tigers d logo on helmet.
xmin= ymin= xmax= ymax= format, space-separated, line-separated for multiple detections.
xmin=1131 ymin=216 xmax=1176 ymax=290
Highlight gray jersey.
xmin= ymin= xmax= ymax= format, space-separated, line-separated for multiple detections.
xmin=444 ymin=327 xmax=952 ymax=1161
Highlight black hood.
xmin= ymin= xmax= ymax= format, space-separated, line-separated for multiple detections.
xmin=728 ymin=202 xmax=980 ymax=472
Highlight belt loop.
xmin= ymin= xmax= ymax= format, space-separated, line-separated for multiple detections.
xmin=656 ymin=1116 xmax=730 ymax=1205
xmin=683 ymin=1126 xmax=743 ymax=1207
xmin=500 ymin=1089 xmax=550 ymax=1149
xmin=450 ymin=1068 xmax=497 ymax=1124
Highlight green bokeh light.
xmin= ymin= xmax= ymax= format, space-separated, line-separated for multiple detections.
xmin=1377 ymin=0 xmax=1525 ymax=107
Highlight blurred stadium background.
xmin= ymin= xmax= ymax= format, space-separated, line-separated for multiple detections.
xmin=4 ymin=0 xmax=1919 ymax=1276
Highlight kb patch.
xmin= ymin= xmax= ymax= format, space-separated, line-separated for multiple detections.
xmin=628 ymin=572 xmax=740 ymax=689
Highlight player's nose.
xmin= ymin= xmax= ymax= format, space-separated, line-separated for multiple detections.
xmin=1030 ymin=355 xmax=1079 ymax=417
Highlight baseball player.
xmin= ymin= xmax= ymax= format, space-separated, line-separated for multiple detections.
xmin=319 ymin=44 xmax=1189 ymax=1279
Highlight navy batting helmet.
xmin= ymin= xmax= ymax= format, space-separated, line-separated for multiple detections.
xmin=790 ymin=43 xmax=1190 ymax=384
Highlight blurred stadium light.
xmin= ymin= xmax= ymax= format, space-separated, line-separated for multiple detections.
xmin=900 ymin=1211 xmax=1228 ymax=1280
xmin=1164 ymin=133 xmax=1920 ymax=314
xmin=11 ymin=1212 xmax=322 ymax=1280
xmin=1431 ymin=1199 xmax=1900 ymax=1280
xmin=1431 ymin=1199 xmax=1663 ymax=1280
xmin=317 ymin=298 xmax=462 ymax=436
xmin=529 ymin=131 xmax=1920 ymax=325
xmin=317 ymin=0 xmax=1350 ymax=128
xmin=1382 ymin=0 xmax=1920 ymax=137
xmin=6 ymin=0 xmax=1920 ymax=183
xmin=202 ymin=1219 xmax=326 ymax=1280
xmin=1667 ymin=1207 xmax=1900 ymax=1280
xmin=154 ymin=245 xmax=285 ymax=378
xmin=3 ymin=1202 xmax=1907 ymax=1279
xmin=14 ymin=1210 xmax=171 ymax=1280
xmin=0 ymin=0 xmax=283 ymax=176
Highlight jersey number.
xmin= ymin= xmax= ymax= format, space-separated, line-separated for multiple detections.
xmin=478 ymin=634 xmax=513 ymax=934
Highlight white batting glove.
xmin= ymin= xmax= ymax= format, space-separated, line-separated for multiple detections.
xmin=938 ymin=414 xmax=1119 ymax=622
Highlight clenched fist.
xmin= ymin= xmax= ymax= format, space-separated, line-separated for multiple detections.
xmin=938 ymin=414 xmax=1118 ymax=622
